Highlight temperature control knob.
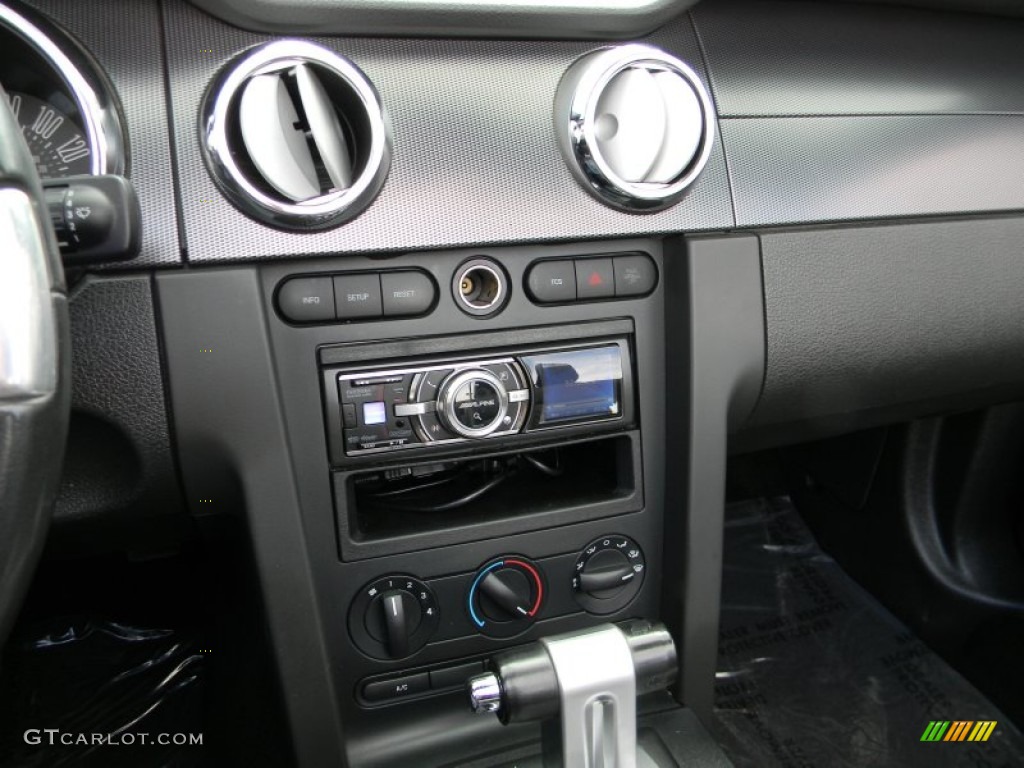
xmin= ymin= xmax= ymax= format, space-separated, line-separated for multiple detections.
xmin=573 ymin=536 xmax=645 ymax=614
xmin=349 ymin=575 xmax=439 ymax=660
xmin=468 ymin=557 xmax=545 ymax=637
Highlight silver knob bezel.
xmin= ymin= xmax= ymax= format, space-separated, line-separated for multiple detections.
xmin=199 ymin=40 xmax=392 ymax=231
xmin=436 ymin=369 xmax=509 ymax=438
xmin=554 ymin=43 xmax=716 ymax=212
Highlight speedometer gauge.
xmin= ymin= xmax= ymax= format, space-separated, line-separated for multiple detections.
xmin=6 ymin=91 xmax=92 ymax=178
xmin=0 ymin=3 xmax=125 ymax=179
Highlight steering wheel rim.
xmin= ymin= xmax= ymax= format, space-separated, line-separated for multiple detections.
xmin=0 ymin=84 xmax=71 ymax=647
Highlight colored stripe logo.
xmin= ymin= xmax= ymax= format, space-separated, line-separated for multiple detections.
xmin=920 ymin=721 xmax=997 ymax=742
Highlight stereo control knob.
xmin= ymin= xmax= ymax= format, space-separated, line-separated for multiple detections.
xmin=573 ymin=536 xmax=645 ymax=615
xmin=436 ymin=369 xmax=509 ymax=438
xmin=468 ymin=557 xmax=545 ymax=637
xmin=349 ymin=576 xmax=440 ymax=660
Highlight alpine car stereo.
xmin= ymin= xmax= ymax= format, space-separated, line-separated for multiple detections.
xmin=321 ymin=339 xmax=635 ymax=463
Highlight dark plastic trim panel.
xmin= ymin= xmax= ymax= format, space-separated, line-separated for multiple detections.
xmin=721 ymin=115 xmax=1024 ymax=227
xmin=662 ymin=234 xmax=765 ymax=719
xmin=741 ymin=216 xmax=1024 ymax=447
xmin=694 ymin=0 xmax=1024 ymax=117
xmin=156 ymin=268 xmax=345 ymax=768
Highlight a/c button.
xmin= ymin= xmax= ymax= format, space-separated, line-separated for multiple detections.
xmin=362 ymin=672 xmax=430 ymax=702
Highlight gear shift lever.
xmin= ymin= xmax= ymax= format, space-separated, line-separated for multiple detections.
xmin=467 ymin=620 xmax=678 ymax=768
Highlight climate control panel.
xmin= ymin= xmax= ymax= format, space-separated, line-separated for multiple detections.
xmin=347 ymin=537 xmax=646 ymax=680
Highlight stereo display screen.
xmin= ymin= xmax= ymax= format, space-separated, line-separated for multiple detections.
xmin=521 ymin=345 xmax=623 ymax=426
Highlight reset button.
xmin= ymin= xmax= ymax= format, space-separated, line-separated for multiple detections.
xmin=381 ymin=271 xmax=436 ymax=317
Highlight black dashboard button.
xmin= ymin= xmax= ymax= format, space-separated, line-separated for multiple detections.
xmin=342 ymin=403 xmax=358 ymax=428
xmin=429 ymin=661 xmax=484 ymax=690
xmin=613 ymin=254 xmax=657 ymax=297
xmin=277 ymin=276 xmax=335 ymax=323
xmin=575 ymin=258 xmax=614 ymax=300
xmin=363 ymin=672 xmax=430 ymax=702
xmin=334 ymin=273 xmax=383 ymax=319
xmin=526 ymin=260 xmax=576 ymax=303
xmin=382 ymin=271 xmax=435 ymax=317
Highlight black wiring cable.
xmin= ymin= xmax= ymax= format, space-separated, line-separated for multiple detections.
xmin=523 ymin=452 xmax=562 ymax=477
xmin=367 ymin=470 xmax=465 ymax=498
xmin=382 ymin=470 xmax=512 ymax=513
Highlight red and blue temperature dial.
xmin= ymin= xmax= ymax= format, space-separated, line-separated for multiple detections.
xmin=468 ymin=556 xmax=545 ymax=638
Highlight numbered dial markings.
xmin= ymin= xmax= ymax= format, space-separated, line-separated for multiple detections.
xmin=349 ymin=575 xmax=440 ymax=660
xmin=6 ymin=91 xmax=92 ymax=178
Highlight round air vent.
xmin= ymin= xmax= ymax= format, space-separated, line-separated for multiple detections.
xmin=554 ymin=44 xmax=715 ymax=212
xmin=201 ymin=41 xmax=391 ymax=230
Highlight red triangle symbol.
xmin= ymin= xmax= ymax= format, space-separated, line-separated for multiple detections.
xmin=588 ymin=272 xmax=603 ymax=286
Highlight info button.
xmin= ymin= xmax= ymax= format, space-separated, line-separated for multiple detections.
xmin=526 ymin=260 xmax=576 ymax=304
xmin=276 ymin=276 xmax=335 ymax=323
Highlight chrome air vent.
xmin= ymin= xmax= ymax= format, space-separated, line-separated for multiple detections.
xmin=201 ymin=41 xmax=391 ymax=230
xmin=555 ymin=44 xmax=715 ymax=212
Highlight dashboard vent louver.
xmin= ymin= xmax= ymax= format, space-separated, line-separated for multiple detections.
xmin=201 ymin=41 xmax=391 ymax=231
xmin=555 ymin=44 xmax=715 ymax=212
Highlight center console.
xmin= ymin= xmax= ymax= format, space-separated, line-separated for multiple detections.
xmin=157 ymin=233 xmax=762 ymax=766
xmin=262 ymin=237 xmax=668 ymax=765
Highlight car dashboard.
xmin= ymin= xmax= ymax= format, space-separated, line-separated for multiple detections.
xmin=6 ymin=0 xmax=1024 ymax=765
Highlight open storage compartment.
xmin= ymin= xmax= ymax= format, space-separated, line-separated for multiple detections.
xmin=333 ymin=433 xmax=643 ymax=560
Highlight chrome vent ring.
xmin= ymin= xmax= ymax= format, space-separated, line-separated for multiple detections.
xmin=200 ymin=40 xmax=391 ymax=231
xmin=555 ymin=44 xmax=716 ymax=212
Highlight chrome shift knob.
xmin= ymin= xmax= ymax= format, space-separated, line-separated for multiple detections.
xmin=468 ymin=672 xmax=503 ymax=714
